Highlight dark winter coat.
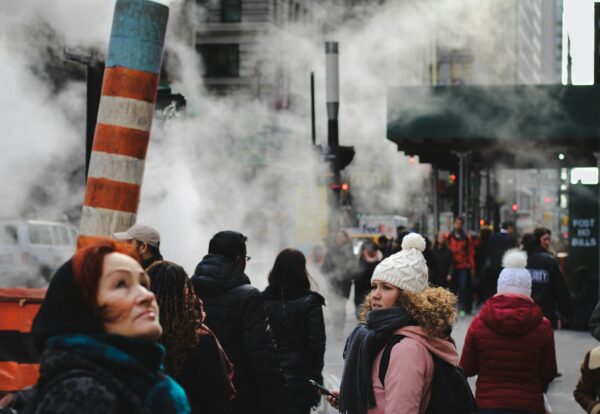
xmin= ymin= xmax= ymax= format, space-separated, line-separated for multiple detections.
xmin=191 ymin=254 xmax=291 ymax=414
xmin=460 ymin=294 xmax=557 ymax=413
xmin=430 ymin=246 xmax=454 ymax=287
xmin=21 ymin=343 xmax=147 ymax=414
xmin=574 ymin=345 xmax=600 ymax=413
xmin=354 ymin=255 xmax=381 ymax=307
xmin=176 ymin=332 xmax=235 ymax=414
xmin=526 ymin=247 xmax=573 ymax=327
xmin=485 ymin=232 xmax=517 ymax=273
xmin=448 ymin=230 xmax=475 ymax=271
xmin=261 ymin=286 xmax=326 ymax=384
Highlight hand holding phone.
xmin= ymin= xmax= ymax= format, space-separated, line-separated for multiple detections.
xmin=308 ymin=379 xmax=337 ymax=398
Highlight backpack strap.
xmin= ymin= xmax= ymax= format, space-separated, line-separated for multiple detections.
xmin=378 ymin=334 xmax=405 ymax=387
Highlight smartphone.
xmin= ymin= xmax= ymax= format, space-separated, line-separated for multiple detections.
xmin=308 ymin=379 xmax=338 ymax=399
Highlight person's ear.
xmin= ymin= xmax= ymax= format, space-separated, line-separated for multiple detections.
xmin=234 ymin=256 xmax=246 ymax=271
xmin=139 ymin=242 xmax=149 ymax=255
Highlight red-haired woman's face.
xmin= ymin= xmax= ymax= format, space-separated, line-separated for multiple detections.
xmin=96 ymin=252 xmax=162 ymax=341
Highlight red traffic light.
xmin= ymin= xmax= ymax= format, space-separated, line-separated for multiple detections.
xmin=341 ymin=183 xmax=349 ymax=191
xmin=511 ymin=203 xmax=519 ymax=212
xmin=449 ymin=174 xmax=457 ymax=183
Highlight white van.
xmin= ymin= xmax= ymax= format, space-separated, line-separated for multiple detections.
xmin=0 ymin=220 xmax=77 ymax=287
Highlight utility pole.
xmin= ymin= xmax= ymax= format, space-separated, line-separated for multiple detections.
xmin=454 ymin=152 xmax=469 ymax=225
xmin=325 ymin=41 xmax=341 ymax=234
xmin=310 ymin=72 xmax=316 ymax=146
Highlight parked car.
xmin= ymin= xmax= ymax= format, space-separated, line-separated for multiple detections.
xmin=0 ymin=220 xmax=77 ymax=287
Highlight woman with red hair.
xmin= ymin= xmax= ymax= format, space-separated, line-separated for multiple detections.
xmin=8 ymin=238 xmax=190 ymax=414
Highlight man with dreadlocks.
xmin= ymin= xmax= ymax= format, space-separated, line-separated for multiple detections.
xmin=147 ymin=261 xmax=236 ymax=414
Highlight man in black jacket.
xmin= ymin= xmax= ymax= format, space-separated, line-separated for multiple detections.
xmin=191 ymin=231 xmax=291 ymax=414
xmin=525 ymin=227 xmax=572 ymax=328
xmin=481 ymin=221 xmax=517 ymax=302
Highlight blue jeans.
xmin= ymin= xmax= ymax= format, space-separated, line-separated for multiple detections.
xmin=455 ymin=268 xmax=472 ymax=313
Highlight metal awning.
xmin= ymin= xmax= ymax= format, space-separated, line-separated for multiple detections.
xmin=387 ymin=85 xmax=600 ymax=168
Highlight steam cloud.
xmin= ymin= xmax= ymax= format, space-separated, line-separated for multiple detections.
xmin=0 ymin=0 xmax=565 ymax=284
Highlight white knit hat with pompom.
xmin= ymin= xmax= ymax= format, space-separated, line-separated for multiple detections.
xmin=371 ymin=233 xmax=429 ymax=292
xmin=497 ymin=249 xmax=531 ymax=297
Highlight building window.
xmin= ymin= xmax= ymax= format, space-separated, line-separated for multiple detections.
xmin=197 ymin=44 xmax=240 ymax=77
xmin=222 ymin=0 xmax=241 ymax=22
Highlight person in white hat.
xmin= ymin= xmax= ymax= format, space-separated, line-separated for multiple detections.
xmin=113 ymin=223 xmax=163 ymax=269
xmin=327 ymin=233 xmax=460 ymax=414
xmin=460 ymin=249 xmax=557 ymax=414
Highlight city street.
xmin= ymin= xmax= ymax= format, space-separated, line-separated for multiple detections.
xmin=319 ymin=298 xmax=597 ymax=413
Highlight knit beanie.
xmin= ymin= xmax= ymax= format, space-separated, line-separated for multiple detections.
xmin=497 ymin=249 xmax=531 ymax=297
xmin=371 ymin=233 xmax=429 ymax=292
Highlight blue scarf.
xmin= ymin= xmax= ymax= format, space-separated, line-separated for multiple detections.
xmin=45 ymin=334 xmax=190 ymax=414
xmin=339 ymin=306 xmax=415 ymax=414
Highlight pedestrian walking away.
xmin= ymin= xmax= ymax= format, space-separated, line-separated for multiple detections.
xmin=482 ymin=221 xmax=517 ymax=303
xmin=191 ymin=230 xmax=291 ymax=414
xmin=448 ymin=217 xmax=476 ymax=316
xmin=460 ymin=249 xmax=557 ymax=414
xmin=321 ymin=230 xmax=357 ymax=339
xmin=261 ymin=248 xmax=326 ymax=414
xmin=430 ymin=232 xmax=454 ymax=288
xmin=5 ymin=239 xmax=190 ymax=414
xmin=327 ymin=233 xmax=468 ymax=414
xmin=147 ymin=260 xmax=236 ymax=414
xmin=354 ymin=241 xmax=383 ymax=316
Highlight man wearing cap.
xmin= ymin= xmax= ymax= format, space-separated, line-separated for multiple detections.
xmin=113 ymin=223 xmax=163 ymax=269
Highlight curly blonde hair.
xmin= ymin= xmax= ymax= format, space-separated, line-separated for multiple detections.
xmin=358 ymin=287 xmax=457 ymax=338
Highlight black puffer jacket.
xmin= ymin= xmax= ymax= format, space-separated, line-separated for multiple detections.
xmin=191 ymin=255 xmax=290 ymax=414
xmin=261 ymin=286 xmax=326 ymax=383
xmin=527 ymin=247 xmax=573 ymax=327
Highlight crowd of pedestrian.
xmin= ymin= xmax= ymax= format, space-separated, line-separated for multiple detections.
xmin=2 ymin=217 xmax=598 ymax=414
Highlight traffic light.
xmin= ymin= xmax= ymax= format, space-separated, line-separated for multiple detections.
xmin=511 ymin=203 xmax=519 ymax=212
xmin=336 ymin=145 xmax=355 ymax=171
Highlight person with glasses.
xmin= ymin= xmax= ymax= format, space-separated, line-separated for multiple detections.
xmin=191 ymin=231 xmax=291 ymax=414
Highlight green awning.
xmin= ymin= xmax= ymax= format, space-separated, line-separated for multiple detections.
xmin=387 ymin=85 xmax=600 ymax=167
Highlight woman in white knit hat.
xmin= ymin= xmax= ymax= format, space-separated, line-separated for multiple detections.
xmin=326 ymin=233 xmax=460 ymax=414
xmin=460 ymin=249 xmax=557 ymax=414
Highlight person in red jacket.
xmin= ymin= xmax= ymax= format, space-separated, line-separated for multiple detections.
xmin=447 ymin=217 xmax=476 ymax=316
xmin=459 ymin=249 xmax=557 ymax=414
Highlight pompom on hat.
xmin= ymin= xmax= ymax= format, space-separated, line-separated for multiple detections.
xmin=371 ymin=233 xmax=429 ymax=292
xmin=497 ymin=249 xmax=531 ymax=297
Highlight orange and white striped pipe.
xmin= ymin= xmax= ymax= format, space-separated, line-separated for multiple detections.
xmin=79 ymin=0 xmax=169 ymax=242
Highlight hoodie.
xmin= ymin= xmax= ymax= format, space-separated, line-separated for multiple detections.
xmin=368 ymin=325 xmax=459 ymax=414
xmin=459 ymin=294 xmax=557 ymax=413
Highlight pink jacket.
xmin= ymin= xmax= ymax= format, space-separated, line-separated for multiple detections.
xmin=367 ymin=326 xmax=459 ymax=414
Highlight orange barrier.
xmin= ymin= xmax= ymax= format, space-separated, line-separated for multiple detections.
xmin=0 ymin=288 xmax=45 ymax=392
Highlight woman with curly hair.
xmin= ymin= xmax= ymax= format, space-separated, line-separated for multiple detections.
xmin=327 ymin=233 xmax=460 ymax=414
xmin=147 ymin=261 xmax=235 ymax=414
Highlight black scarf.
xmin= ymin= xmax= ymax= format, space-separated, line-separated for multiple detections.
xmin=339 ymin=306 xmax=415 ymax=414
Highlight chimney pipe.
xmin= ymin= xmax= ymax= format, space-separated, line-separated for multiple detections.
xmin=79 ymin=0 xmax=169 ymax=244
